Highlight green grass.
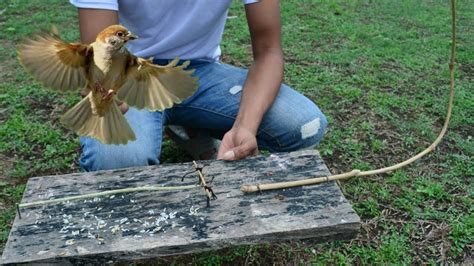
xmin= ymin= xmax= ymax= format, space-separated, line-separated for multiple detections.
xmin=1 ymin=0 xmax=473 ymax=264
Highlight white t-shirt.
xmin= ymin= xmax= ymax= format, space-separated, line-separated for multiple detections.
xmin=70 ymin=0 xmax=258 ymax=61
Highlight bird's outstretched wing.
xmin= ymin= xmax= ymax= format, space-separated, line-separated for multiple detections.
xmin=18 ymin=29 xmax=91 ymax=91
xmin=117 ymin=57 xmax=198 ymax=111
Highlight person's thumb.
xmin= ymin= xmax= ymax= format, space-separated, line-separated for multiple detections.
xmin=227 ymin=141 xmax=257 ymax=160
xmin=221 ymin=150 xmax=235 ymax=160
xmin=118 ymin=101 xmax=129 ymax=114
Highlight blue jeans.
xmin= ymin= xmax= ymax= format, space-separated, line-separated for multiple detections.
xmin=80 ymin=60 xmax=328 ymax=171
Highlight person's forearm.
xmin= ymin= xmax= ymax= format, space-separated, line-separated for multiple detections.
xmin=78 ymin=8 xmax=118 ymax=44
xmin=234 ymin=49 xmax=284 ymax=135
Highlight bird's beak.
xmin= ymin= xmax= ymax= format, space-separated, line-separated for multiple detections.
xmin=126 ymin=32 xmax=138 ymax=41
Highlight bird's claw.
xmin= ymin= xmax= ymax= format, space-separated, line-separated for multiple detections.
xmin=94 ymin=82 xmax=115 ymax=100
xmin=102 ymin=89 xmax=115 ymax=100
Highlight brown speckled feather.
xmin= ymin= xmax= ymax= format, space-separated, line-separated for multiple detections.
xmin=117 ymin=57 xmax=198 ymax=111
xmin=18 ymin=32 xmax=91 ymax=91
xmin=60 ymin=95 xmax=136 ymax=145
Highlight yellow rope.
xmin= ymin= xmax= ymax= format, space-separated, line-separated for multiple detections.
xmin=241 ymin=0 xmax=457 ymax=193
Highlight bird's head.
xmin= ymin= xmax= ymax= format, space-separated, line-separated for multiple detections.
xmin=96 ymin=25 xmax=138 ymax=50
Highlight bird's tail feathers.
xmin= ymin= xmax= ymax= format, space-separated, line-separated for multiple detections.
xmin=60 ymin=96 xmax=136 ymax=145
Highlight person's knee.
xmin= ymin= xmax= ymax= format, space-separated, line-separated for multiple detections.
xmin=297 ymin=113 xmax=328 ymax=149
xmin=79 ymin=137 xmax=160 ymax=171
xmin=277 ymin=113 xmax=328 ymax=152
xmin=264 ymin=110 xmax=328 ymax=153
xmin=260 ymin=83 xmax=329 ymax=152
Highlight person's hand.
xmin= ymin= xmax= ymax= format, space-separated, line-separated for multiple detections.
xmin=217 ymin=126 xmax=259 ymax=160
xmin=117 ymin=101 xmax=129 ymax=114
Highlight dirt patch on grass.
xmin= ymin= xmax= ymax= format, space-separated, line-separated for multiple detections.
xmin=0 ymin=40 xmax=21 ymax=84
xmin=459 ymin=62 xmax=474 ymax=81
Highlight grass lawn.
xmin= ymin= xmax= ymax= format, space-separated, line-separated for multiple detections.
xmin=0 ymin=0 xmax=472 ymax=264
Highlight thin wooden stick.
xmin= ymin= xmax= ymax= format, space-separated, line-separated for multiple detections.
xmin=193 ymin=160 xmax=213 ymax=200
xmin=241 ymin=0 xmax=457 ymax=193
xmin=18 ymin=160 xmax=214 ymax=213
xmin=19 ymin=184 xmax=199 ymax=209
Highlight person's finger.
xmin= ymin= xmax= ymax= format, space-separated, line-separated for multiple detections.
xmin=217 ymin=133 xmax=234 ymax=159
xmin=232 ymin=140 xmax=257 ymax=160
xmin=217 ymin=142 xmax=233 ymax=160
xmin=221 ymin=150 xmax=235 ymax=160
xmin=117 ymin=101 xmax=129 ymax=114
xmin=252 ymin=148 xmax=260 ymax=156
xmin=217 ymin=146 xmax=228 ymax=160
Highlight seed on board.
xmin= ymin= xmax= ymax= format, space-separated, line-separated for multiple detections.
xmin=37 ymin=250 xmax=49 ymax=255
xmin=87 ymin=232 xmax=95 ymax=239
xmin=151 ymin=226 xmax=162 ymax=233
xmin=97 ymin=220 xmax=107 ymax=229
xmin=111 ymin=225 xmax=121 ymax=234
xmin=72 ymin=230 xmax=80 ymax=236
xmin=65 ymin=239 xmax=76 ymax=246
xmin=189 ymin=206 xmax=200 ymax=215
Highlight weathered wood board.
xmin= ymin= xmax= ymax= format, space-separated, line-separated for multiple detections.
xmin=1 ymin=150 xmax=360 ymax=264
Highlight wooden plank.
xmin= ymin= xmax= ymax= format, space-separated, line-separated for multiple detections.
xmin=1 ymin=150 xmax=360 ymax=265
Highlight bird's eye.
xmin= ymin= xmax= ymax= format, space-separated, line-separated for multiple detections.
xmin=116 ymin=32 xmax=124 ymax=37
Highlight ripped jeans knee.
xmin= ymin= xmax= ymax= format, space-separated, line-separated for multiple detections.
xmin=256 ymin=84 xmax=328 ymax=153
